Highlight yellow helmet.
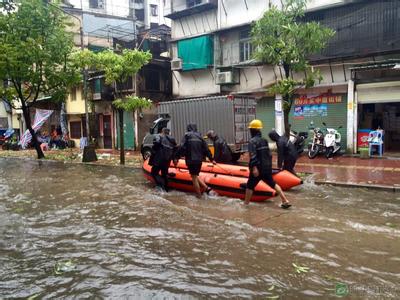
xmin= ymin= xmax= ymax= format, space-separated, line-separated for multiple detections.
xmin=248 ymin=119 xmax=263 ymax=129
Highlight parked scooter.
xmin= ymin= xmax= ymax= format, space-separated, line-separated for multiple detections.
xmin=308 ymin=126 xmax=325 ymax=159
xmin=289 ymin=130 xmax=308 ymax=155
xmin=323 ymin=122 xmax=342 ymax=158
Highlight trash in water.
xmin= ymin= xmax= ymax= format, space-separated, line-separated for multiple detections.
xmin=54 ymin=260 xmax=76 ymax=275
xmin=292 ymin=263 xmax=310 ymax=274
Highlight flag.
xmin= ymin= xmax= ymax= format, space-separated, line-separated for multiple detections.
xmin=20 ymin=109 xmax=53 ymax=149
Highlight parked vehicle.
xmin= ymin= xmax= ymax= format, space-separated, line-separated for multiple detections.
xmin=141 ymin=95 xmax=257 ymax=162
xmin=289 ymin=130 xmax=308 ymax=155
xmin=308 ymin=126 xmax=325 ymax=159
xmin=323 ymin=122 xmax=342 ymax=158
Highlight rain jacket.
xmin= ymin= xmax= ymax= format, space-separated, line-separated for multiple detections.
xmin=149 ymin=134 xmax=177 ymax=167
xmin=177 ymin=124 xmax=213 ymax=164
xmin=212 ymin=135 xmax=232 ymax=163
xmin=248 ymin=131 xmax=272 ymax=174
xmin=268 ymin=130 xmax=298 ymax=170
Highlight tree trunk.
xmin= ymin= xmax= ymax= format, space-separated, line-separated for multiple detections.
xmin=22 ymin=105 xmax=45 ymax=159
xmin=283 ymin=94 xmax=291 ymax=138
xmin=119 ymin=109 xmax=125 ymax=165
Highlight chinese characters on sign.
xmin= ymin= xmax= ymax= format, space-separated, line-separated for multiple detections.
xmin=294 ymin=95 xmax=342 ymax=106
xmin=293 ymin=95 xmax=342 ymax=119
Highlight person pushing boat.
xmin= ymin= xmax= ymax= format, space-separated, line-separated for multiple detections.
xmin=175 ymin=123 xmax=215 ymax=198
xmin=149 ymin=127 xmax=177 ymax=192
xmin=206 ymin=130 xmax=233 ymax=164
xmin=244 ymin=120 xmax=291 ymax=208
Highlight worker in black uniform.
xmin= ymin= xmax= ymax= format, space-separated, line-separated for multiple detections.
xmin=244 ymin=120 xmax=291 ymax=208
xmin=175 ymin=123 xmax=214 ymax=198
xmin=149 ymin=127 xmax=177 ymax=192
xmin=268 ymin=130 xmax=298 ymax=175
xmin=206 ymin=130 xmax=233 ymax=163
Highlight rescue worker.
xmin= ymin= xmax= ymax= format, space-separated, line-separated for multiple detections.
xmin=175 ymin=123 xmax=214 ymax=198
xmin=244 ymin=119 xmax=291 ymax=208
xmin=268 ymin=129 xmax=298 ymax=175
xmin=149 ymin=127 xmax=177 ymax=192
xmin=206 ymin=130 xmax=233 ymax=163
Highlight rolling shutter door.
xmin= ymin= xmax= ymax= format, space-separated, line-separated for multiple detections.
xmin=357 ymin=81 xmax=400 ymax=104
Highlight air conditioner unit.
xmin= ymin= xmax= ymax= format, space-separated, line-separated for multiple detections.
xmin=216 ymin=71 xmax=234 ymax=85
xmin=171 ymin=58 xmax=182 ymax=71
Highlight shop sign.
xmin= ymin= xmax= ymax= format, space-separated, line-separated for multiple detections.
xmin=294 ymin=95 xmax=342 ymax=106
xmin=294 ymin=104 xmax=327 ymax=120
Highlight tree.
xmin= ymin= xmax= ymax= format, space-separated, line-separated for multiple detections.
xmin=0 ymin=0 xmax=79 ymax=158
xmin=73 ymin=49 xmax=152 ymax=164
xmin=252 ymin=0 xmax=335 ymax=136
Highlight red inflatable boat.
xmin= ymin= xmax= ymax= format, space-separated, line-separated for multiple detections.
xmin=142 ymin=159 xmax=302 ymax=202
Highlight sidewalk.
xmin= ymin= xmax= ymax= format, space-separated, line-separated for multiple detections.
xmin=295 ymin=155 xmax=400 ymax=191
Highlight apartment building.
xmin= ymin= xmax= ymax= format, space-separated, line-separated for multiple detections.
xmin=165 ymin=0 xmax=400 ymax=153
xmin=59 ymin=0 xmax=172 ymax=149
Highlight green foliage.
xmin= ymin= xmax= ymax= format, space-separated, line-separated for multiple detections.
xmin=252 ymin=0 xmax=335 ymax=134
xmin=72 ymin=48 xmax=152 ymax=112
xmin=252 ymin=0 xmax=335 ymax=74
xmin=0 ymin=0 xmax=80 ymax=106
xmin=113 ymin=96 xmax=152 ymax=112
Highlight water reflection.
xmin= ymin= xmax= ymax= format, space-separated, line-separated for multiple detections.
xmin=0 ymin=158 xmax=399 ymax=299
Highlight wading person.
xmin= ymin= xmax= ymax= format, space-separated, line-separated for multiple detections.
xmin=149 ymin=127 xmax=177 ymax=192
xmin=244 ymin=120 xmax=291 ymax=208
xmin=268 ymin=129 xmax=298 ymax=175
xmin=175 ymin=123 xmax=214 ymax=198
xmin=206 ymin=130 xmax=232 ymax=163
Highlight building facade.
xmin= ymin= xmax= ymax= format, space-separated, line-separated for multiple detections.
xmin=165 ymin=0 xmax=400 ymax=153
xmin=61 ymin=1 xmax=172 ymax=149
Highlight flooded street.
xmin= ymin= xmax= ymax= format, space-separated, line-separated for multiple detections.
xmin=1 ymin=158 xmax=399 ymax=299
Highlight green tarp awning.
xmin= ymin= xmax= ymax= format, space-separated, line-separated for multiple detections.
xmin=178 ymin=35 xmax=213 ymax=71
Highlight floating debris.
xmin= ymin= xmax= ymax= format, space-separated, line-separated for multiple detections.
xmin=292 ymin=263 xmax=310 ymax=274
xmin=54 ymin=260 xmax=76 ymax=275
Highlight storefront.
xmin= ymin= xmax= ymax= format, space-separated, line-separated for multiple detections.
xmin=356 ymin=81 xmax=400 ymax=152
xmin=256 ymin=93 xmax=348 ymax=149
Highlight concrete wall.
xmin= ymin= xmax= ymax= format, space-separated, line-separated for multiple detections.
xmin=171 ymin=10 xmax=217 ymax=39
xmin=172 ymin=69 xmax=219 ymax=98
xmin=217 ymin=0 xmax=271 ymax=29
xmin=65 ymin=86 xmax=86 ymax=114
xmin=69 ymin=0 xmax=130 ymax=17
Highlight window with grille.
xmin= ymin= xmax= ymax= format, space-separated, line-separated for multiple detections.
xmin=89 ymin=0 xmax=104 ymax=9
xmin=150 ymin=4 xmax=158 ymax=16
xmin=70 ymin=86 xmax=77 ymax=101
xmin=239 ymin=29 xmax=254 ymax=62
xmin=187 ymin=0 xmax=202 ymax=8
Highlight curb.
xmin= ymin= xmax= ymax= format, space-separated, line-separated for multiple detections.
xmin=314 ymin=180 xmax=400 ymax=193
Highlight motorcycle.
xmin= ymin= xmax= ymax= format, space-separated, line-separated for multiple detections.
xmin=289 ymin=130 xmax=308 ymax=155
xmin=323 ymin=122 xmax=342 ymax=158
xmin=308 ymin=126 xmax=324 ymax=159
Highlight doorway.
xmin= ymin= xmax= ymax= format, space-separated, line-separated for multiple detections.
xmin=358 ymin=102 xmax=400 ymax=152
xmin=103 ymin=115 xmax=112 ymax=149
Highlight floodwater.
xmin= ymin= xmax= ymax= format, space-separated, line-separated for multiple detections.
xmin=0 ymin=158 xmax=399 ymax=299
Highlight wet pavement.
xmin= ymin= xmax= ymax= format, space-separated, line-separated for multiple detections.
xmin=1 ymin=158 xmax=400 ymax=299
xmin=295 ymin=156 xmax=400 ymax=189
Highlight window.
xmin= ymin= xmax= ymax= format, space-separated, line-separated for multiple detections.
xmin=70 ymin=87 xmax=77 ymax=101
xmin=239 ymin=29 xmax=254 ymax=62
xmin=136 ymin=9 xmax=145 ymax=21
xmin=187 ymin=0 xmax=202 ymax=8
xmin=150 ymin=4 xmax=158 ymax=16
xmin=70 ymin=121 xmax=82 ymax=139
xmin=89 ymin=0 xmax=105 ymax=9
xmin=94 ymin=79 xmax=101 ymax=94
xmin=145 ymin=69 xmax=160 ymax=91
